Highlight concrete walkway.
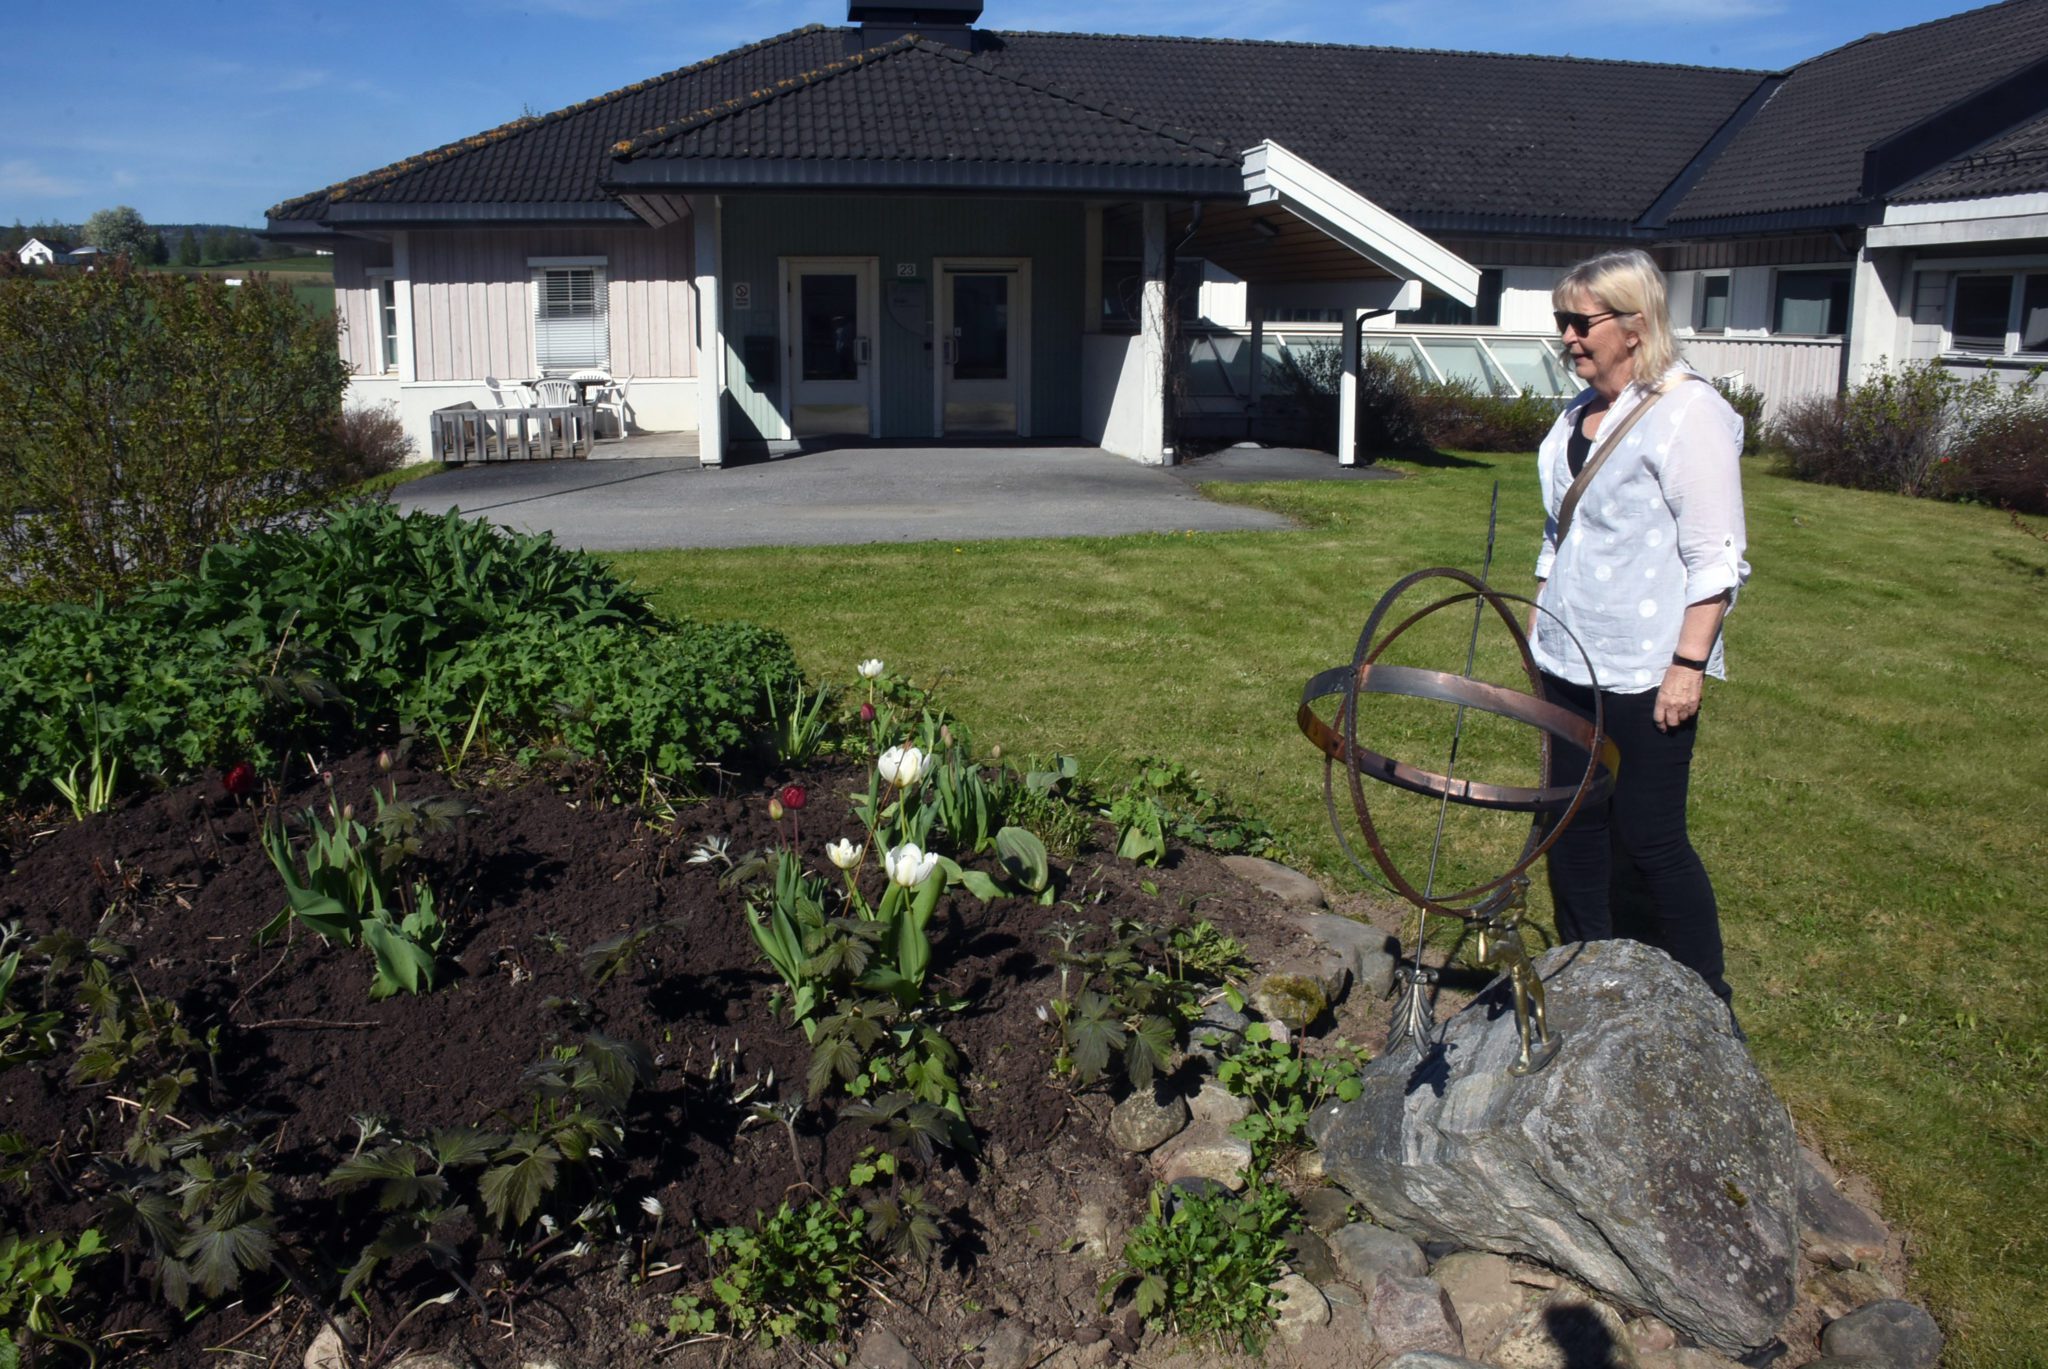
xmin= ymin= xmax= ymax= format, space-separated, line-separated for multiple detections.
xmin=394 ymin=443 xmax=1397 ymax=552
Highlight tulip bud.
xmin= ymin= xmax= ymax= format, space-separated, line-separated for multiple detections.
xmin=779 ymin=784 xmax=807 ymax=811
xmin=859 ymin=702 xmax=876 ymax=724
xmin=377 ymin=749 xmax=393 ymax=773
xmin=768 ymin=797 xmax=784 ymax=821
xmin=990 ymin=744 xmax=1002 ymax=761
xmin=341 ymin=803 xmax=355 ymax=822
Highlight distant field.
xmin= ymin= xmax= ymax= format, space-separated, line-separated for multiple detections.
xmin=164 ymin=256 xmax=335 ymax=315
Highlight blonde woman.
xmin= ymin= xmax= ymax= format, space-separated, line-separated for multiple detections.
xmin=1531 ymin=249 xmax=1750 ymax=1013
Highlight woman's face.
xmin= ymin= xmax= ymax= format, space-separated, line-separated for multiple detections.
xmin=1560 ymin=289 xmax=1638 ymax=390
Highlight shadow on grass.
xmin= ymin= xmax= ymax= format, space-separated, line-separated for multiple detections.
xmin=1393 ymin=448 xmax=1496 ymax=470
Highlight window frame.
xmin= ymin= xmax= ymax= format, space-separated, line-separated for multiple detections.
xmin=1769 ymin=267 xmax=1852 ymax=337
xmin=1945 ymin=270 xmax=2048 ymax=357
xmin=528 ymin=255 xmax=610 ymax=375
xmin=1693 ymin=271 xmax=1731 ymax=334
xmin=1393 ymin=267 xmax=1503 ymax=328
xmin=364 ymin=268 xmax=400 ymax=374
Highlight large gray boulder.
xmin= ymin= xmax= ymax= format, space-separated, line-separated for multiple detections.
xmin=1309 ymin=939 xmax=1796 ymax=1357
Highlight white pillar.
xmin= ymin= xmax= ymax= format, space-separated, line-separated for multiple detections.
xmin=1338 ymin=307 xmax=1361 ymax=467
xmin=391 ymin=231 xmax=417 ymax=385
xmin=1247 ymin=313 xmax=1265 ymax=422
xmin=693 ymin=195 xmax=726 ymax=466
xmin=1845 ymin=244 xmax=1908 ymax=385
xmin=1139 ymin=201 xmax=1168 ymax=465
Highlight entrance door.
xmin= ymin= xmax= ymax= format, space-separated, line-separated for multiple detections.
xmin=937 ymin=261 xmax=1031 ymax=437
xmin=783 ymin=259 xmax=879 ymax=438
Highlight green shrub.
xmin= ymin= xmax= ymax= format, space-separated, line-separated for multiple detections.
xmin=1105 ymin=1180 xmax=1295 ymax=1353
xmin=0 ymin=260 xmax=349 ymax=600
xmin=1715 ymin=379 xmax=1769 ymax=457
xmin=1406 ymin=374 xmax=1563 ymax=452
xmin=0 ymin=506 xmax=797 ymax=803
xmin=1941 ymin=375 xmax=2048 ymax=514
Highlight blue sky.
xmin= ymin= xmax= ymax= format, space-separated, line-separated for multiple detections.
xmin=0 ymin=0 xmax=2000 ymax=229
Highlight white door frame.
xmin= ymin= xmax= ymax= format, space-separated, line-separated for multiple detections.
xmin=778 ymin=256 xmax=882 ymax=440
xmin=932 ymin=257 xmax=1032 ymax=438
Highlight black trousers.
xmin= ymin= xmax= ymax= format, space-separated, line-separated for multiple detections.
xmin=1540 ymin=671 xmax=1732 ymax=1006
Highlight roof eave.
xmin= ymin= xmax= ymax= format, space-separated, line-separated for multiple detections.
xmin=1659 ymin=202 xmax=1882 ymax=238
xmin=280 ymin=201 xmax=645 ymax=228
xmin=603 ymin=158 xmax=1244 ymax=196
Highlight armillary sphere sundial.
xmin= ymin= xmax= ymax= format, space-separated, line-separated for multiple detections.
xmin=1297 ymin=485 xmax=1619 ymax=1076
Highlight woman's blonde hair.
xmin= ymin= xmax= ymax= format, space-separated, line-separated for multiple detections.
xmin=1554 ymin=249 xmax=1679 ymax=388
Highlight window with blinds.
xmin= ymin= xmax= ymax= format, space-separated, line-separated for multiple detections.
xmin=533 ymin=265 xmax=608 ymax=373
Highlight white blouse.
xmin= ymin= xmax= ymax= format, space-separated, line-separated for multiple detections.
xmin=1532 ymin=368 xmax=1750 ymax=692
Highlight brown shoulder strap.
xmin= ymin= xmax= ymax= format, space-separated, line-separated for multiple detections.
xmin=1553 ymin=376 xmax=1699 ymax=549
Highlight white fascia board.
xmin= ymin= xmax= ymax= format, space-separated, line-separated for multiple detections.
xmin=1241 ymin=141 xmax=1481 ymax=306
xmin=1882 ymin=192 xmax=2048 ymax=225
xmin=1868 ymin=213 xmax=2048 ymax=248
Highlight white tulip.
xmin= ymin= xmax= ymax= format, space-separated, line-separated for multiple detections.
xmin=640 ymin=1195 xmax=665 ymax=1218
xmin=826 ymin=838 xmax=864 ymax=870
xmin=857 ymin=658 xmax=885 ymax=679
xmin=876 ymin=744 xmax=931 ymax=788
xmin=884 ymin=842 xmax=940 ymax=889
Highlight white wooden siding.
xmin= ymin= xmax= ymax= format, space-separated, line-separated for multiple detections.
xmin=331 ymin=241 xmax=392 ymax=377
xmin=1673 ymin=336 xmax=1844 ymax=421
xmin=405 ymin=224 xmax=696 ymax=382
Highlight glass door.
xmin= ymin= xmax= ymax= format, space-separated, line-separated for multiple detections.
xmin=941 ymin=265 xmax=1026 ymax=436
xmin=786 ymin=261 xmax=877 ymax=437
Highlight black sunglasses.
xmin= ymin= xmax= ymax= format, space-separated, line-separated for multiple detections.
xmin=1554 ymin=309 xmax=1623 ymax=336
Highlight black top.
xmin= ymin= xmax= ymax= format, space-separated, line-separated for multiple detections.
xmin=1567 ymin=407 xmax=1594 ymax=478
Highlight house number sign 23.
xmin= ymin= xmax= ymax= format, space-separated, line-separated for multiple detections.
xmin=896 ymin=263 xmax=918 ymax=278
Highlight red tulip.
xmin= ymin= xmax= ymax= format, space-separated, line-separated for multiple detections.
xmin=779 ymin=784 xmax=807 ymax=811
xmin=859 ymin=702 xmax=876 ymax=724
xmin=222 ymin=762 xmax=257 ymax=798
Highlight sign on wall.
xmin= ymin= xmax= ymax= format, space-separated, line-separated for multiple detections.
xmin=896 ymin=263 xmax=919 ymax=279
xmin=730 ymin=281 xmax=752 ymax=311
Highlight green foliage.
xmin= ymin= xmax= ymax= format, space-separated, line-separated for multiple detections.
xmin=0 ymin=505 xmax=798 ymax=806
xmin=767 ymin=677 xmax=832 ymax=766
xmin=1044 ymin=918 xmax=1209 ymax=1091
xmin=0 ymin=260 xmax=350 ymax=599
xmin=80 ymin=206 xmax=155 ymax=261
xmin=1105 ymin=1180 xmax=1295 ymax=1354
xmin=1105 ymin=758 xmax=1278 ymax=865
xmin=997 ymin=779 xmax=1093 ymax=858
xmin=0 ymin=1226 xmax=104 ymax=1362
xmin=704 ymin=1190 xmax=868 ymax=1345
xmin=1213 ymin=1024 xmax=1369 ymax=1163
xmin=1715 ymin=378 xmax=1769 ymax=457
xmin=1775 ymin=359 xmax=2048 ymax=511
xmin=259 ymin=787 xmax=464 ymax=1000
xmin=96 ymin=1117 xmax=280 ymax=1311
xmin=0 ymin=950 xmax=64 ymax=1073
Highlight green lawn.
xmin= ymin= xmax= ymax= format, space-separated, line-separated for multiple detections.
xmin=608 ymin=453 xmax=2048 ymax=1367
xmin=163 ymin=256 xmax=334 ymax=315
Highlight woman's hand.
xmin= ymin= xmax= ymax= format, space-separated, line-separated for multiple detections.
xmin=1654 ymin=664 xmax=1704 ymax=731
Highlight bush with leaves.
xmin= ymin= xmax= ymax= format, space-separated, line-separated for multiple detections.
xmin=703 ymin=1189 xmax=870 ymax=1345
xmin=1213 ymin=1023 xmax=1371 ymax=1164
xmin=0 ymin=505 xmax=799 ymax=805
xmin=1104 ymin=1179 xmax=1295 ymax=1353
xmin=0 ymin=260 xmax=349 ymax=600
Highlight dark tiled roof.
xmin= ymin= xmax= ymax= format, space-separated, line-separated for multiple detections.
xmin=1668 ymin=0 xmax=2048 ymax=222
xmin=270 ymin=25 xmax=846 ymax=218
xmin=974 ymin=33 xmax=1762 ymax=226
xmin=1894 ymin=107 xmax=2048 ymax=201
xmin=620 ymin=37 xmax=1235 ymax=168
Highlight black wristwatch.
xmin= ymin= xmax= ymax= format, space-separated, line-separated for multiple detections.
xmin=1670 ymin=652 xmax=1709 ymax=671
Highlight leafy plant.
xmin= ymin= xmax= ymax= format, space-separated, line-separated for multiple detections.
xmin=96 ymin=1116 xmax=282 ymax=1311
xmin=703 ymin=1190 xmax=869 ymax=1345
xmin=767 ymin=677 xmax=832 ymax=766
xmin=1103 ymin=1179 xmax=1295 ymax=1353
xmin=0 ymin=952 xmax=64 ymax=1074
xmin=1043 ymin=918 xmax=1205 ymax=1091
xmin=325 ymin=1127 xmax=497 ymax=1296
xmin=1105 ymin=758 xmax=1279 ymax=864
xmin=1213 ymin=1024 xmax=1370 ymax=1163
xmin=480 ymin=1034 xmax=653 ymax=1232
xmin=49 ymin=686 xmax=118 ymax=820
xmin=0 ymin=1227 xmax=105 ymax=1365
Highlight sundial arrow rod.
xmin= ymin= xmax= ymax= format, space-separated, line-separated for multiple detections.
xmin=1408 ymin=482 xmax=1502 ymax=994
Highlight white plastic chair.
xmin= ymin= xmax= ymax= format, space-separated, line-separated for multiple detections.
xmin=532 ymin=378 xmax=578 ymax=407
xmin=593 ymin=375 xmax=633 ymax=441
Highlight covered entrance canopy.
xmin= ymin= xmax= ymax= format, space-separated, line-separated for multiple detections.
xmin=601 ymin=35 xmax=1479 ymax=465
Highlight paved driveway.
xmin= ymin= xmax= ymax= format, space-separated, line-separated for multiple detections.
xmin=393 ymin=444 xmax=1394 ymax=551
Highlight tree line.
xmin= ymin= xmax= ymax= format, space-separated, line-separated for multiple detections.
xmin=2 ymin=207 xmax=298 ymax=267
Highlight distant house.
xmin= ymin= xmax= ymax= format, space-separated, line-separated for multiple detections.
xmin=17 ymin=238 xmax=74 ymax=267
xmin=269 ymin=0 xmax=2048 ymax=465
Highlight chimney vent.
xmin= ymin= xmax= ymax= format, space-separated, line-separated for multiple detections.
xmin=847 ymin=1 xmax=985 ymax=51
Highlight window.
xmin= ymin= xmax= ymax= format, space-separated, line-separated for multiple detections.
xmin=1099 ymin=256 xmax=1205 ymax=326
xmin=1395 ymin=269 xmax=1502 ymax=327
xmin=1695 ymin=273 xmax=1730 ymax=332
xmin=532 ymin=262 xmax=609 ymax=372
xmin=1772 ymin=269 xmax=1850 ymax=335
xmin=378 ymin=278 xmax=399 ymax=372
xmin=1949 ymin=272 xmax=2048 ymax=355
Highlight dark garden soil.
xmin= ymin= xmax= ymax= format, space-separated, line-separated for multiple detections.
xmin=0 ymin=748 xmax=1337 ymax=1368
